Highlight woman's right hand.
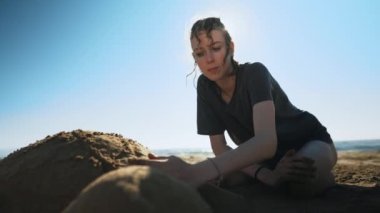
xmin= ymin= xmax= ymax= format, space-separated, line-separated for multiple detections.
xmin=270 ymin=149 xmax=317 ymax=186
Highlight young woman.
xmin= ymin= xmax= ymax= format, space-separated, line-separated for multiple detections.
xmin=131 ymin=17 xmax=337 ymax=198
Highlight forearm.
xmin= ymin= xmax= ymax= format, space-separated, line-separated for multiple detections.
xmin=212 ymin=145 xmax=232 ymax=156
xmin=213 ymin=145 xmax=272 ymax=181
xmin=214 ymin=135 xmax=276 ymax=175
xmin=241 ymin=164 xmax=260 ymax=177
xmin=216 ymin=146 xmax=276 ymax=186
xmin=190 ymin=134 xmax=276 ymax=186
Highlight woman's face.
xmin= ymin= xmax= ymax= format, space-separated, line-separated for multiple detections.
xmin=191 ymin=29 xmax=234 ymax=82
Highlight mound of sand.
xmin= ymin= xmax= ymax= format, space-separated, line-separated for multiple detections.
xmin=64 ymin=166 xmax=212 ymax=213
xmin=0 ymin=129 xmax=151 ymax=213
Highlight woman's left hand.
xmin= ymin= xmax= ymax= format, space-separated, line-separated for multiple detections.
xmin=128 ymin=154 xmax=195 ymax=184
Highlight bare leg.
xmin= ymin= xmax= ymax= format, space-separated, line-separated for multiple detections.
xmin=289 ymin=140 xmax=337 ymax=197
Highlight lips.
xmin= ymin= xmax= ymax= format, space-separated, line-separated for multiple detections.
xmin=207 ymin=67 xmax=219 ymax=74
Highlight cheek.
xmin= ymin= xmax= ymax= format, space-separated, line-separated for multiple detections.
xmin=215 ymin=50 xmax=228 ymax=62
xmin=197 ymin=61 xmax=207 ymax=72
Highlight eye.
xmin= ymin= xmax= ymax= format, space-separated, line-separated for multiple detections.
xmin=195 ymin=52 xmax=204 ymax=57
xmin=212 ymin=46 xmax=221 ymax=51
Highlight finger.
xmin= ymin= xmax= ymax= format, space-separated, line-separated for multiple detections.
xmin=168 ymin=155 xmax=186 ymax=162
xmin=284 ymin=149 xmax=296 ymax=157
xmin=291 ymin=157 xmax=315 ymax=165
xmin=128 ymin=158 xmax=167 ymax=167
xmin=279 ymin=150 xmax=296 ymax=163
xmin=128 ymin=158 xmax=149 ymax=165
xmin=289 ymin=162 xmax=317 ymax=171
xmin=148 ymin=153 xmax=169 ymax=160
xmin=287 ymin=170 xmax=316 ymax=179
xmin=148 ymin=153 xmax=157 ymax=159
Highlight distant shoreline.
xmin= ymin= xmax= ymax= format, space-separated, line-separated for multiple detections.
xmin=1 ymin=139 xmax=380 ymax=159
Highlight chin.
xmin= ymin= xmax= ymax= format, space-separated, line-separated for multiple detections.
xmin=202 ymin=70 xmax=223 ymax=81
xmin=204 ymin=73 xmax=222 ymax=82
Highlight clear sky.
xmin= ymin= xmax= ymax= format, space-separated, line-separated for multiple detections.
xmin=1 ymin=0 xmax=379 ymax=151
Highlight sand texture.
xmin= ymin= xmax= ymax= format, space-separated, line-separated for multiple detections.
xmin=0 ymin=130 xmax=379 ymax=213
xmin=64 ymin=166 xmax=212 ymax=213
xmin=0 ymin=130 xmax=151 ymax=213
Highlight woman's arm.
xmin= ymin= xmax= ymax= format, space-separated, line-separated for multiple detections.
xmin=186 ymin=100 xmax=278 ymax=186
xmin=210 ymin=134 xmax=263 ymax=180
xmin=208 ymin=134 xmax=318 ymax=187
xmin=209 ymin=134 xmax=232 ymax=155
xmin=129 ymin=101 xmax=278 ymax=187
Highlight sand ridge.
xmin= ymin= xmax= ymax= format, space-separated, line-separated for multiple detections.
xmin=0 ymin=129 xmax=151 ymax=213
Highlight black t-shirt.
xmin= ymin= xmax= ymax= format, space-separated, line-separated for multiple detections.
xmin=197 ymin=62 xmax=332 ymax=153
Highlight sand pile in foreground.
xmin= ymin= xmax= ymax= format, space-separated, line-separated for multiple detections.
xmin=1 ymin=130 xmax=379 ymax=213
xmin=64 ymin=166 xmax=212 ymax=213
xmin=0 ymin=130 xmax=151 ymax=213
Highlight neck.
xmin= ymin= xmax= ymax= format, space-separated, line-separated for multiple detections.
xmin=215 ymin=65 xmax=236 ymax=96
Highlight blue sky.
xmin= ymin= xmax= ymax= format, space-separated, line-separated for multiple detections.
xmin=0 ymin=0 xmax=379 ymax=151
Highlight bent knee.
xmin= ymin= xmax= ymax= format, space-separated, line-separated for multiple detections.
xmin=297 ymin=140 xmax=337 ymax=170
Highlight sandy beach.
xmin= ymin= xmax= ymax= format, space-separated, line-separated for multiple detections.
xmin=178 ymin=150 xmax=380 ymax=213
xmin=0 ymin=130 xmax=379 ymax=212
xmin=180 ymin=150 xmax=380 ymax=187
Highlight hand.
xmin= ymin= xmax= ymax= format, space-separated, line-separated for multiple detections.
xmin=147 ymin=153 xmax=170 ymax=160
xmin=271 ymin=150 xmax=316 ymax=186
xmin=128 ymin=154 xmax=195 ymax=185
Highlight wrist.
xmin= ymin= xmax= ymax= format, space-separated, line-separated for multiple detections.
xmin=207 ymin=158 xmax=224 ymax=186
xmin=185 ymin=158 xmax=221 ymax=188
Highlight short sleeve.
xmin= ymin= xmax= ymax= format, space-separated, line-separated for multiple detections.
xmin=246 ymin=63 xmax=273 ymax=106
xmin=197 ymin=76 xmax=225 ymax=135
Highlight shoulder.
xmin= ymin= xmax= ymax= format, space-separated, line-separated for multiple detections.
xmin=240 ymin=62 xmax=269 ymax=75
xmin=197 ymin=74 xmax=208 ymax=85
xmin=196 ymin=74 xmax=214 ymax=96
xmin=239 ymin=62 xmax=271 ymax=82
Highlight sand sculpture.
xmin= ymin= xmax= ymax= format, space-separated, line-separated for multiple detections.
xmin=64 ymin=166 xmax=212 ymax=213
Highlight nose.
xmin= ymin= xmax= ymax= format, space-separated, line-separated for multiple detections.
xmin=205 ymin=50 xmax=214 ymax=63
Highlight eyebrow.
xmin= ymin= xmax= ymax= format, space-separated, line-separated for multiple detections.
xmin=194 ymin=41 xmax=223 ymax=51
